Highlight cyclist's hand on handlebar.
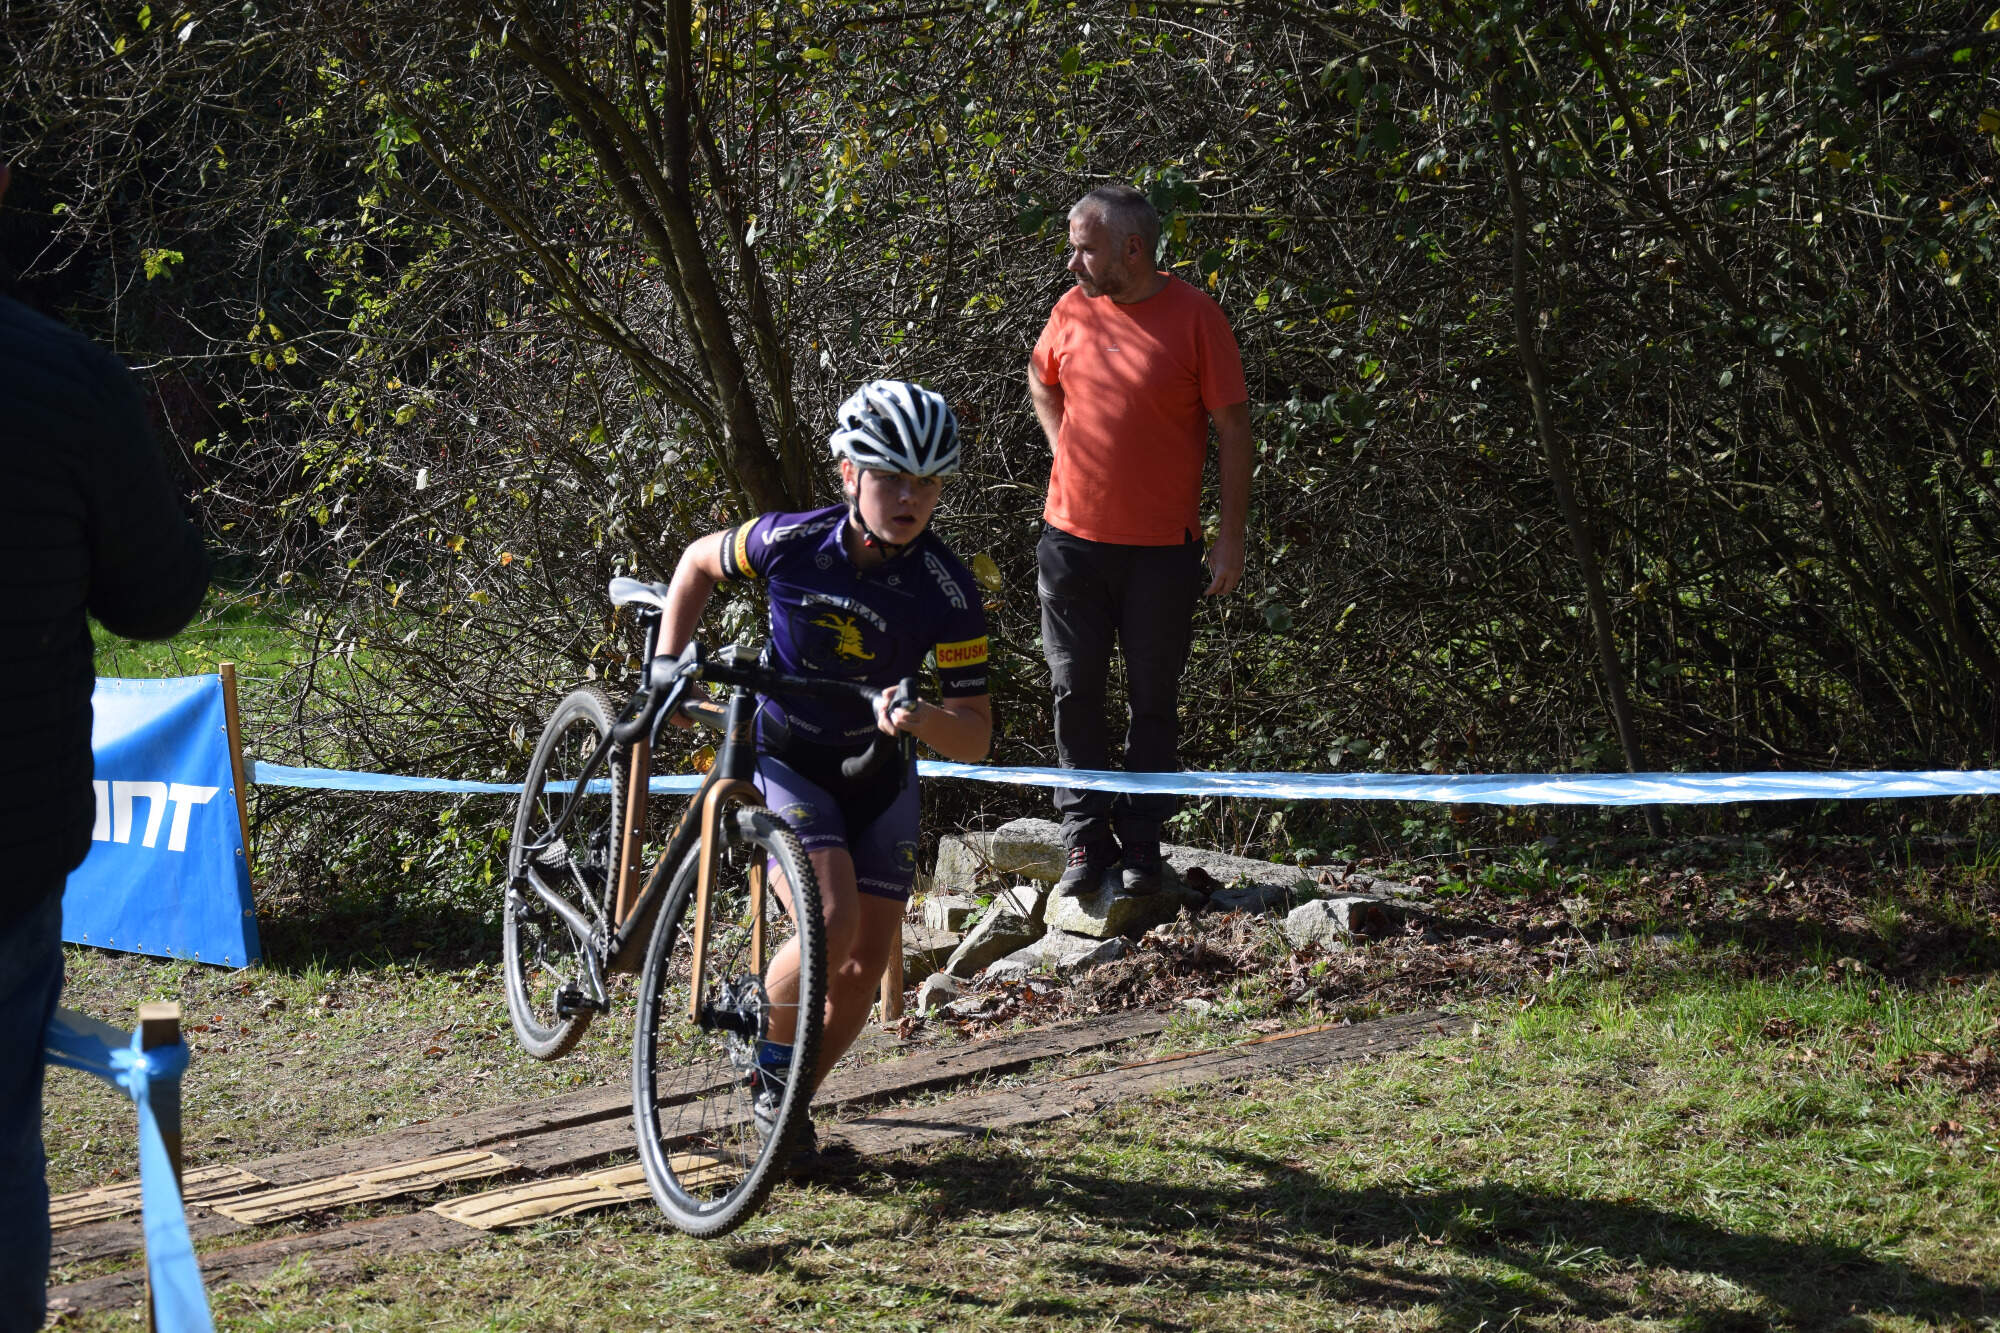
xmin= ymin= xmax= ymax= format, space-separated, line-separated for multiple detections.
xmin=667 ymin=683 xmax=715 ymax=730
xmin=873 ymin=682 xmax=922 ymax=738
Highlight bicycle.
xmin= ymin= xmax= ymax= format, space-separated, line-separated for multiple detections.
xmin=504 ymin=576 xmax=915 ymax=1236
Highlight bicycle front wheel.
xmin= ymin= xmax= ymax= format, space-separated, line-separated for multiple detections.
xmin=632 ymin=801 xmax=825 ymax=1238
xmin=504 ymin=685 xmax=623 ymax=1060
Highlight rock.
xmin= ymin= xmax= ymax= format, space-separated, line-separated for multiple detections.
xmin=983 ymin=931 xmax=1130 ymax=983
xmin=993 ymin=880 xmax=1051 ymax=923
xmin=984 ymin=818 xmax=1070 ymax=882
xmin=900 ymin=920 xmax=960 ymax=975
xmin=941 ymin=891 xmax=1045 ymax=978
xmin=982 ymin=952 xmax=1036 ymax=985
xmin=931 ymin=835 xmax=997 ymax=895
xmin=1042 ymin=931 xmax=1131 ymax=975
xmin=1281 ymin=895 xmax=1403 ymax=950
xmin=1174 ymin=845 xmax=1316 ymax=908
xmin=944 ymin=992 xmax=998 ymax=1019
xmin=1207 ymin=880 xmax=1309 ymax=915
xmin=1043 ymin=874 xmax=1201 ymax=940
xmin=913 ymin=971 xmax=959 ymax=1013
xmin=922 ymin=893 xmax=980 ymax=932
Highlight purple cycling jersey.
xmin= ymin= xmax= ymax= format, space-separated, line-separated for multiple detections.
xmin=718 ymin=504 xmax=990 ymax=746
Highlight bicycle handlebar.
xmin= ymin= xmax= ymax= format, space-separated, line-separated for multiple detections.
xmin=624 ymin=641 xmax=918 ymax=782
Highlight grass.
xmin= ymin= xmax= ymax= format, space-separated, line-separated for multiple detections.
xmin=90 ymin=591 xmax=301 ymax=682
xmin=45 ymin=943 xmax=1999 ymax=1330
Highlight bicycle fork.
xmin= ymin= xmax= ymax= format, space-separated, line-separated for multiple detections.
xmin=689 ymin=778 xmax=766 ymax=1028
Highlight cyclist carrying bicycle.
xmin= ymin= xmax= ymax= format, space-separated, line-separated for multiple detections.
xmin=654 ymin=379 xmax=992 ymax=1160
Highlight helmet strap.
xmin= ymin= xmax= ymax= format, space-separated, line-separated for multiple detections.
xmin=843 ymin=482 xmax=911 ymax=557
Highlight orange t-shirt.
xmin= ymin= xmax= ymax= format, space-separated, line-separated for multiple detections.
xmin=1030 ymin=275 xmax=1247 ymax=546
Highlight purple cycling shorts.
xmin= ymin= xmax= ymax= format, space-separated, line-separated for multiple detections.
xmin=755 ymin=749 xmax=921 ymax=902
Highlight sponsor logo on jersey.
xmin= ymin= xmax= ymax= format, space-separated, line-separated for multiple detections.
xmin=802 ymin=591 xmax=887 ymax=632
xmin=812 ymin=610 xmax=877 ymax=662
xmin=924 ymin=551 xmax=969 ymax=610
xmin=934 ymin=636 xmax=989 ymax=670
xmin=769 ymin=514 xmax=843 ymax=544
xmin=729 ymin=523 xmax=755 ymax=579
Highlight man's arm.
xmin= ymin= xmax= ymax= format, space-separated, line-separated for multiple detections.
xmin=1205 ymin=400 xmax=1252 ymax=596
xmin=86 ymin=355 xmax=208 ymax=640
xmin=1028 ymin=369 xmax=1065 ymax=451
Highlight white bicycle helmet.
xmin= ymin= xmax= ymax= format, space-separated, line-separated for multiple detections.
xmin=828 ymin=379 xmax=961 ymax=476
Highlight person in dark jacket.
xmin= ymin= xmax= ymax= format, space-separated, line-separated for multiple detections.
xmin=0 ymin=161 xmax=209 ymax=1331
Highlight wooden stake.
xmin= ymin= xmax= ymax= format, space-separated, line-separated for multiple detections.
xmin=216 ymin=663 xmax=253 ymax=862
xmin=879 ymin=922 xmax=904 ymax=1025
xmin=138 ymin=1001 xmax=183 ymax=1333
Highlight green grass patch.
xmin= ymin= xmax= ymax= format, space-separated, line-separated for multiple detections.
xmin=47 ymin=958 xmax=1999 ymax=1330
xmin=91 ymin=592 xmax=300 ymax=681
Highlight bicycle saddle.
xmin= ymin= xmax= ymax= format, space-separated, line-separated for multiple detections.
xmin=609 ymin=577 xmax=673 ymax=613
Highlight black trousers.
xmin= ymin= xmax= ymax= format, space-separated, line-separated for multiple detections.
xmin=1036 ymin=524 xmax=1204 ymax=850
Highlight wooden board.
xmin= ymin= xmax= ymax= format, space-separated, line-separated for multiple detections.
xmin=49 ymin=1165 xmax=267 ymax=1230
xmin=419 ymin=1012 xmax=1460 ymax=1233
xmin=50 ymin=1008 xmax=1452 ymax=1310
xmin=431 ymin=1163 xmax=653 ymax=1229
xmin=208 ymin=1150 xmax=515 ymax=1226
xmin=48 ymin=1212 xmax=483 ymax=1317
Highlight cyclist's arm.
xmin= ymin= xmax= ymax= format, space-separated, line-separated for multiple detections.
xmin=880 ymin=687 xmax=991 ymax=763
xmin=659 ymin=529 xmax=730 ymax=658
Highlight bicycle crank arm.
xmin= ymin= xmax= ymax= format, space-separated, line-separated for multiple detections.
xmin=520 ymin=864 xmax=611 ymax=1013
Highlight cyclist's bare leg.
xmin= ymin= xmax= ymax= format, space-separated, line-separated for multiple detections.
xmin=759 ymin=846 xmax=860 ymax=1048
xmin=759 ymin=846 xmax=897 ymax=1086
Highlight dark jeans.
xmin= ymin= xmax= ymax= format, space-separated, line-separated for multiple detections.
xmin=0 ymin=887 xmax=64 ymax=1332
xmin=1037 ymin=524 xmax=1204 ymax=852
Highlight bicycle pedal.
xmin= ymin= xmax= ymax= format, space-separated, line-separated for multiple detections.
xmin=554 ymin=985 xmax=602 ymax=1017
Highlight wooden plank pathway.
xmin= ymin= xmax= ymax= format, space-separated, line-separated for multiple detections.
xmin=49 ymin=1008 xmax=1459 ymax=1315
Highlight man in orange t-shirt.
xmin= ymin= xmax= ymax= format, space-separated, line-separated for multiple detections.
xmin=1028 ymin=183 xmax=1251 ymax=899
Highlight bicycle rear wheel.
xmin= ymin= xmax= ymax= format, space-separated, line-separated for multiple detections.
xmin=632 ymin=801 xmax=824 ymax=1237
xmin=504 ymin=685 xmax=623 ymax=1060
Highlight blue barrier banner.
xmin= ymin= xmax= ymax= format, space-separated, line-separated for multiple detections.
xmin=912 ymin=762 xmax=2000 ymax=803
xmin=66 ymin=677 xmax=260 ymax=967
xmin=252 ymin=757 xmax=2000 ymax=806
xmin=252 ymin=760 xmax=702 ymax=795
xmin=44 ymin=1008 xmax=215 ymax=1333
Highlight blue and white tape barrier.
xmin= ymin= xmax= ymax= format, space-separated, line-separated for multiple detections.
xmin=251 ymin=760 xmax=2000 ymax=806
xmin=43 ymin=1009 xmax=214 ymax=1333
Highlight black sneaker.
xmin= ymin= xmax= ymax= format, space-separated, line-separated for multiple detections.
xmin=783 ymin=1118 xmax=856 ymax=1178
xmin=1055 ymin=840 xmax=1118 ymax=897
xmin=1120 ymin=842 xmax=1163 ymax=897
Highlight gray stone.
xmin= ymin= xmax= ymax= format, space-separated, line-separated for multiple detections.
xmin=985 ymin=818 xmax=1070 ymax=882
xmin=941 ymin=891 xmax=1045 ymax=978
xmin=982 ymin=931 xmax=1131 ymax=983
xmin=900 ymin=920 xmax=960 ymax=975
xmin=1281 ymin=895 xmax=1402 ymax=950
xmin=944 ymin=992 xmax=999 ymax=1019
xmin=1043 ymin=876 xmax=1201 ymax=940
xmin=913 ymin=971 xmax=959 ymax=1013
xmin=984 ymin=816 xmax=1322 ymax=911
xmin=1207 ymin=880 xmax=1309 ymax=915
xmin=993 ymin=880 xmax=1050 ymax=923
xmin=931 ymin=835 xmax=997 ymax=895
xmin=981 ymin=950 xmax=1036 ymax=985
xmin=922 ymin=893 xmax=980 ymax=932
xmin=1043 ymin=931 xmax=1131 ymax=975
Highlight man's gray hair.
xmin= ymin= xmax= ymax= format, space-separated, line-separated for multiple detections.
xmin=1070 ymin=184 xmax=1160 ymax=257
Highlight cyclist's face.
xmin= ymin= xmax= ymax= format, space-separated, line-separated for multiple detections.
xmin=843 ymin=459 xmax=943 ymax=541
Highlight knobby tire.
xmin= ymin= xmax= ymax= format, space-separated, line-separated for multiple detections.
xmin=631 ymin=802 xmax=825 ymax=1238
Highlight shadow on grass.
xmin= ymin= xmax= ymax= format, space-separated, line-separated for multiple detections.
xmin=734 ymin=1142 xmax=1993 ymax=1330
xmin=256 ymin=889 xmax=497 ymax=974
